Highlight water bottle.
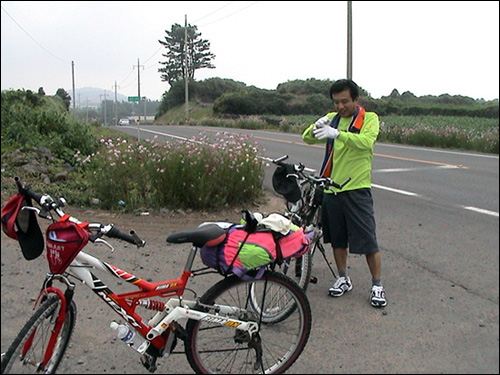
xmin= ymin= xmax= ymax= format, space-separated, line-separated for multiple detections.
xmin=110 ymin=321 xmax=149 ymax=354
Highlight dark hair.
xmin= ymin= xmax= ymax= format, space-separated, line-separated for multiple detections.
xmin=329 ymin=79 xmax=359 ymax=100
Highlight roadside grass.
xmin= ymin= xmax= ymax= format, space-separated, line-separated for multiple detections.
xmin=157 ymin=103 xmax=498 ymax=154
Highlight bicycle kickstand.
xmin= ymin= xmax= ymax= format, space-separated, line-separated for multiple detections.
xmin=316 ymin=243 xmax=338 ymax=280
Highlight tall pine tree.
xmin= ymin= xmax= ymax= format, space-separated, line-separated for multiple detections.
xmin=158 ymin=23 xmax=216 ymax=86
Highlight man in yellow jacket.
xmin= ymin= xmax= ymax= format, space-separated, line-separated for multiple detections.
xmin=302 ymin=79 xmax=387 ymax=307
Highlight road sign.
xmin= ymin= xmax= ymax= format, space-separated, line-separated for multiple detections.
xmin=128 ymin=96 xmax=140 ymax=102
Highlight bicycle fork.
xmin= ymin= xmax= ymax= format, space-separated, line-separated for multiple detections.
xmin=26 ymin=275 xmax=75 ymax=371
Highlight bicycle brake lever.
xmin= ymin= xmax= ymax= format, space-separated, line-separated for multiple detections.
xmin=22 ymin=205 xmax=53 ymax=220
xmin=94 ymin=238 xmax=115 ymax=252
xmin=21 ymin=206 xmax=41 ymax=215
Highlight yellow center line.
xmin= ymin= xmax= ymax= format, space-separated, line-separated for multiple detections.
xmin=252 ymin=134 xmax=468 ymax=169
xmin=192 ymin=127 xmax=469 ymax=169
xmin=375 ymin=153 xmax=468 ymax=169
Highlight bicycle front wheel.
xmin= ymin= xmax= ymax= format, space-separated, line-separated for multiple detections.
xmin=185 ymin=271 xmax=312 ymax=374
xmin=273 ymin=252 xmax=312 ymax=292
xmin=1 ymin=295 xmax=76 ymax=374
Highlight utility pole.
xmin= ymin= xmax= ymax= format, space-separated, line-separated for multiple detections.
xmin=112 ymin=81 xmax=119 ymax=125
xmin=347 ymin=1 xmax=353 ymax=79
xmin=133 ymin=58 xmax=144 ymax=123
xmin=71 ymin=61 xmax=76 ymax=110
xmin=100 ymin=91 xmax=109 ymax=126
xmin=135 ymin=58 xmax=144 ymax=98
xmin=184 ymin=14 xmax=189 ymax=121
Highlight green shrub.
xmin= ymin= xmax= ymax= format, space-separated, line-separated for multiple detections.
xmin=85 ymin=132 xmax=265 ymax=211
xmin=1 ymin=89 xmax=99 ymax=165
xmin=213 ymin=90 xmax=290 ymax=116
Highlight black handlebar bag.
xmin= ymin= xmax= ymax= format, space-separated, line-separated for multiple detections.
xmin=1 ymin=193 xmax=44 ymax=260
xmin=272 ymin=163 xmax=301 ymax=203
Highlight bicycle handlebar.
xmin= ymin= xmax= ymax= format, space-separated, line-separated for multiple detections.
xmin=14 ymin=177 xmax=146 ymax=248
xmin=271 ymin=155 xmax=351 ymax=190
xmin=105 ymin=226 xmax=146 ymax=247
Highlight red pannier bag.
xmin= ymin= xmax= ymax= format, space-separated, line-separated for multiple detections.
xmin=276 ymin=226 xmax=311 ymax=260
xmin=46 ymin=217 xmax=90 ymax=274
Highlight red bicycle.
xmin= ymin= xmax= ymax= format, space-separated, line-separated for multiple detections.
xmin=1 ymin=177 xmax=311 ymax=374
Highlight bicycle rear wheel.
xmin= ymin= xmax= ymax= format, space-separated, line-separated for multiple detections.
xmin=185 ymin=271 xmax=311 ymax=374
xmin=1 ymin=295 xmax=76 ymax=374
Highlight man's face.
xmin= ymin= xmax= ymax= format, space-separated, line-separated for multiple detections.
xmin=332 ymin=89 xmax=358 ymax=118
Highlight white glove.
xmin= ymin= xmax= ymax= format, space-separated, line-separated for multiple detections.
xmin=314 ymin=116 xmax=331 ymax=128
xmin=313 ymin=126 xmax=340 ymax=140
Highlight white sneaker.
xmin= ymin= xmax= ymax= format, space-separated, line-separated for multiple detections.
xmin=328 ymin=276 xmax=353 ymax=297
xmin=370 ymin=285 xmax=387 ymax=307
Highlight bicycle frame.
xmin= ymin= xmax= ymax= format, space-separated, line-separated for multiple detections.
xmin=36 ymin=242 xmax=259 ymax=360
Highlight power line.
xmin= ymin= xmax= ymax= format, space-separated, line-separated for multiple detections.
xmin=198 ymin=1 xmax=260 ymax=27
xmin=142 ymin=45 xmax=163 ymax=65
xmin=118 ymin=69 xmax=135 ymax=87
xmin=192 ymin=1 xmax=236 ymax=23
xmin=1 ymin=5 xmax=67 ymax=64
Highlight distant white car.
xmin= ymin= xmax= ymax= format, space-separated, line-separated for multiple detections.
xmin=118 ymin=118 xmax=130 ymax=126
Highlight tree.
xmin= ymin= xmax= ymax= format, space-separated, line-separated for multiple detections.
xmin=55 ymin=88 xmax=71 ymax=111
xmin=388 ymin=89 xmax=401 ymax=98
xmin=158 ymin=23 xmax=216 ymax=86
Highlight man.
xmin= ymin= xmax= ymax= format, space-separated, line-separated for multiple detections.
xmin=302 ymin=79 xmax=387 ymax=307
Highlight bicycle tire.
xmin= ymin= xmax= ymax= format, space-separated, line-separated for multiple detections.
xmin=184 ymin=271 xmax=311 ymax=374
xmin=272 ymin=250 xmax=312 ymax=291
xmin=278 ymin=192 xmax=323 ymax=294
xmin=1 ymin=295 xmax=76 ymax=374
xmin=272 ymin=224 xmax=323 ymax=296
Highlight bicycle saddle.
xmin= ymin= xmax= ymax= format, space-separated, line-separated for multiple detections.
xmin=166 ymin=223 xmax=227 ymax=248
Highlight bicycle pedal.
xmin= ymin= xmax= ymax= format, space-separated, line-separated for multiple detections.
xmin=310 ymin=276 xmax=318 ymax=284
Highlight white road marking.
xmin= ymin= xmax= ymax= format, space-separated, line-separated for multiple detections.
xmin=371 ymin=184 xmax=420 ymax=197
xmin=462 ymin=206 xmax=499 ymax=217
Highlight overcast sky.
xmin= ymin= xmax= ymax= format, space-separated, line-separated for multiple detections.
xmin=1 ymin=1 xmax=499 ymax=104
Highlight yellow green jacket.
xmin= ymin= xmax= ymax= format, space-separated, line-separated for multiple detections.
xmin=302 ymin=112 xmax=379 ymax=193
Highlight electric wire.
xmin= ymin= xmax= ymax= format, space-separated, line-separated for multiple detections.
xmin=198 ymin=1 xmax=260 ymax=27
xmin=1 ymin=5 xmax=68 ymax=64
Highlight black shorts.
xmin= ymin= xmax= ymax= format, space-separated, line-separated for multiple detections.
xmin=321 ymin=189 xmax=379 ymax=254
